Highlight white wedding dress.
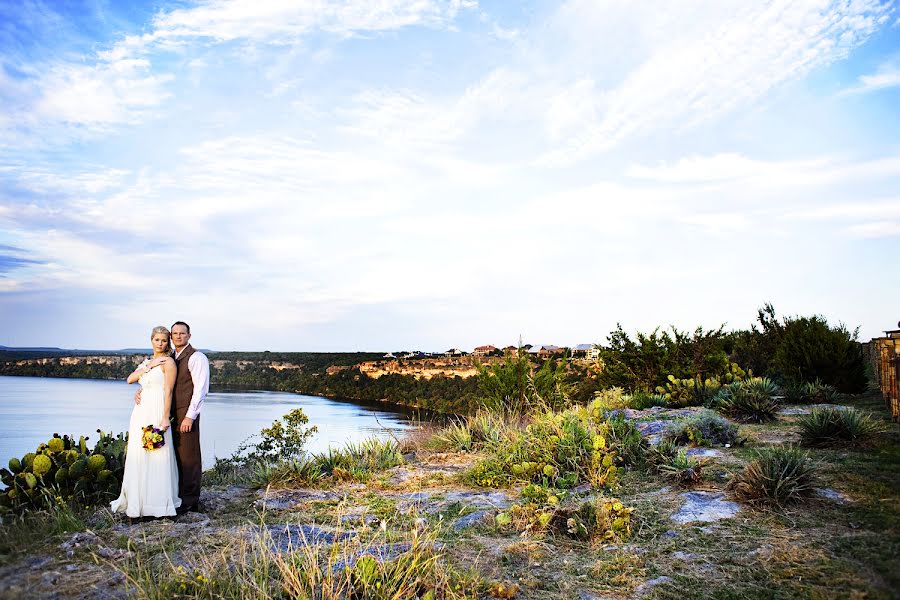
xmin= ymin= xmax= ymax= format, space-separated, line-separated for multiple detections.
xmin=110 ymin=360 xmax=181 ymax=517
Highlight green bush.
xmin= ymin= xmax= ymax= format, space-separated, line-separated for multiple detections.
xmin=598 ymin=324 xmax=738 ymax=392
xmin=798 ymin=407 xmax=881 ymax=446
xmin=771 ymin=315 xmax=866 ymax=392
xmin=728 ymin=446 xmax=817 ymax=506
xmin=664 ymin=412 xmax=740 ymax=447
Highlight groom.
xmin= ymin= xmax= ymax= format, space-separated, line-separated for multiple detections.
xmin=135 ymin=320 xmax=209 ymax=513
xmin=169 ymin=321 xmax=209 ymax=514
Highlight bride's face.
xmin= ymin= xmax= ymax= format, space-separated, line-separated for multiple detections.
xmin=151 ymin=333 xmax=170 ymax=354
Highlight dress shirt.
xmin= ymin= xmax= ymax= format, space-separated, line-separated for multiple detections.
xmin=175 ymin=346 xmax=210 ymax=421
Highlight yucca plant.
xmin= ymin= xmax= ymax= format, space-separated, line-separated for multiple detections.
xmin=798 ymin=407 xmax=881 ymax=446
xmin=720 ymin=378 xmax=781 ymax=423
xmin=430 ymin=420 xmax=474 ymax=452
xmin=728 ymin=446 xmax=817 ymax=506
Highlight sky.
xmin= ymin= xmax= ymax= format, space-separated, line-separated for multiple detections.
xmin=1 ymin=0 xmax=899 ymax=352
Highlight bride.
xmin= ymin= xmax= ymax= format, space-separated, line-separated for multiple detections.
xmin=110 ymin=326 xmax=182 ymax=518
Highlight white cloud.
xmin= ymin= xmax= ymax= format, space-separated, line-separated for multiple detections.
xmin=129 ymin=0 xmax=477 ymax=49
xmin=839 ymin=60 xmax=900 ymax=95
xmin=846 ymin=221 xmax=900 ymax=238
xmin=626 ymin=153 xmax=900 ymax=188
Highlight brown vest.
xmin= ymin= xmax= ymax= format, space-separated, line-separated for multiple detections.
xmin=173 ymin=344 xmax=196 ymax=413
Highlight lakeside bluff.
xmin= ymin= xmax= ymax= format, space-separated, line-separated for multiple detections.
xmin=1 ymin=308 xmax=898 ymax=598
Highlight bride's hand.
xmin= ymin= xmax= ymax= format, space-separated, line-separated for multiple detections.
xmin=157 ymin=420 xmax=170 ymax=432
xmin=147 ymin=357 xmax=168 ymax=368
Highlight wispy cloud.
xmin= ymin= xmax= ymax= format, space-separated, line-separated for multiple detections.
xmin=537 ymin=0 xmax=893 ymax=164
xmin=839 ymin=60 xmax=900 ymax=95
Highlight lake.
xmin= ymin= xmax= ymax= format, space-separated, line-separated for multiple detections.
xmin=0 ymin=376 xmax=426 ymax=470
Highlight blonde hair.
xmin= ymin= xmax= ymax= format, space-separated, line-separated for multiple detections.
xmin=151 ymin=325 xmax=173 ymax=354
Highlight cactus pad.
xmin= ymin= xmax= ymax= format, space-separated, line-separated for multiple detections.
xmin=32 ymin=454 xmax=52 ymax=477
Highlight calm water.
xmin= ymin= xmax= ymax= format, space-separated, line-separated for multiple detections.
xmin=0 ymin=376 xmax=425 ymax=470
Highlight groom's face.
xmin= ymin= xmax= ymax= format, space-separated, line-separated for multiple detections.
xmin=171 ymin=324 xmax=191 ymax=351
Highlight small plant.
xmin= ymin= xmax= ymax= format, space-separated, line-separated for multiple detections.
xmin=728 ymin=446 xmax=817 ymax=506
xmin=657 ymin=449 xmax=705 ymax=485
xmin=798 ymin=407 xmax=881 ymax=446
xmin=664 ymin=412 xmax=740 ymax=447
xmin=800 ymin=379 xmax=840 ymax=404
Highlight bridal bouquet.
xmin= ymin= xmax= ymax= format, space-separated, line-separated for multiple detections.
xmin=141 ymin=425 xmax=166 ymax=450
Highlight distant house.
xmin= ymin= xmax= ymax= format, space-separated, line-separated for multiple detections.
xmin=572 ymin=344 xmax=600 ymax=360
xmin=530 ymin=345 xmax=566 ymax=358
xmin=502 ymin=345 xmax=519 ymax=355
xmin=473 ymin=345 xmax=498 ymax=356
xmin=383 ymin=352 xmax=396 ymax=359
xmin=444 ymin=348 xmax=467 ymax=357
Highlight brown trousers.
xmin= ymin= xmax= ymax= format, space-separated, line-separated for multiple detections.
xmin=172 ymin=405 xmax=202 ymax=509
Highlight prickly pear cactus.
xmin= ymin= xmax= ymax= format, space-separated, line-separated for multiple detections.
xmin=1 ymin=429 xmax=129 ymax=515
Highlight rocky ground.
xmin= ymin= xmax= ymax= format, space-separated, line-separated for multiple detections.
xmin=1 ymin=396 xmax=898 ymax=599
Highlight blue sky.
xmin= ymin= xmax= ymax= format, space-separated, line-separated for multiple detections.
xmin=1 ymin=0 xmax=899 ymax=351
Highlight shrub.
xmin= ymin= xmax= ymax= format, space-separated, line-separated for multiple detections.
xmin=226 ymin=408 xmax=318 ymax=468
xmin=477 ymin=352 xmax=572 ymax=413
xmin=664 ymin=412 xmax=740 ymax=447
xmin=798 ymin=407 xmax=881 ymax=446
xmin=728 ymin=446 xmax=817 ymax=506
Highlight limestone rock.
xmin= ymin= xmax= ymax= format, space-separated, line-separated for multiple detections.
xmin=671 ymin=492 xmax=739 ymax=524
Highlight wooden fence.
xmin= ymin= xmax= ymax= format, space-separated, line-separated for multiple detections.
xmin=868 ymin=331 xmax=900 ymax=423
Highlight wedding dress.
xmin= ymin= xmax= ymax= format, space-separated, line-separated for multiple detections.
xmin=110 ymin=360 xmax=181 ymax=517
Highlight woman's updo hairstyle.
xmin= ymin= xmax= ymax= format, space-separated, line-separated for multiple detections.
xmin=151 ymin=325 xmax=173 ymax=354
